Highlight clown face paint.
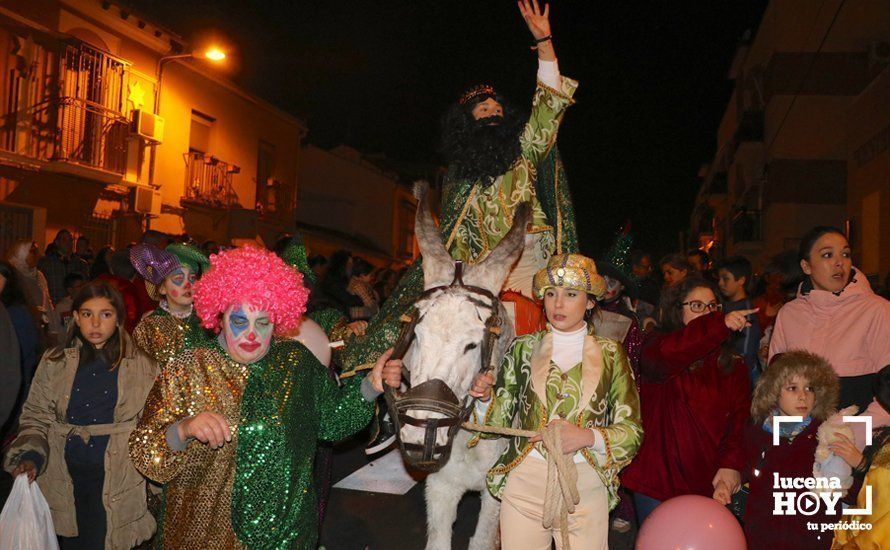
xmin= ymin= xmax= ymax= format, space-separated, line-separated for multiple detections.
xmin=160 ymin=266 xmax=196 ymax=313
xmin=222 ymin=302 xmax=274 ymax=364
xmin=602 ymin=275 xmax=623 ymax=303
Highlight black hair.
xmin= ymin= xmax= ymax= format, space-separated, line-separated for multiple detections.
xmin=687 ymin=249 xmax=711 ymax=264
xmin=141 ymin=229 xmax=170 ymax=248
xmin=90 ymin=246 xmax=115 ymax=279
xmin=439 ymin=91 xmax=525 ymax=185
xmin=875 ymin=365 xmax=890 ymax=412
xmin=272 ymin=234 xmax=293 ymax=258
xmin=0 ymin=260 xmax=27 ymax=308
xmin=798 ymin=226 xmax=847 ymax=262
xmin=63 ymin=272 xmax=87 ymax=291
xmin=309 ymin=254 xmax=327 ymax=268
xmin=351 ymin=257 xmax=374 ymax=278
xmin=52 ymin=281 xmax=127 ymax=369
xmin=764 ymin=250 xmax=805 ymax=297
xmin=109 ymin=249 xmax=136 ymax=280
xmin=859 ymin=366 xmax=890 ymax=473
xmin=324 ymin=250 xmax=352 ymax=285
xmin=53 ymin=229 xmax=72 ymax=243
xmin=715 ymin=255 xmax=753 ymax=290
xmin=657 ymin=275 xmax=736 ymax=373
xmin=659 ymin=253 xmax=691 ymax=272
xmin=629 ymin=249 xmax=650 ymax=267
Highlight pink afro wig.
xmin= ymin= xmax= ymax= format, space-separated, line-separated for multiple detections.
xmin=194 ymin=246 xmax=309 ymax=334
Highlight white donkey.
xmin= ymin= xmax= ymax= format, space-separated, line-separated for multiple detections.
xmin=395 ymin=182 xmax=530 ymax=550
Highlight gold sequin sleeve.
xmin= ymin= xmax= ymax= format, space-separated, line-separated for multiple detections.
xmin=128 ymin=347 xmax=247 ymax=484
xmin=133 ymin=314 xmax=184 ymax=365
xmin=129 ymin=357 xmax=189 ymax=483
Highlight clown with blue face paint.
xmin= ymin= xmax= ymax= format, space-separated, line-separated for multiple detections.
xmin=130 ymin=243 xmax=211 ymax=366
xmin=129 ymin=246 xmax=401 ymax=549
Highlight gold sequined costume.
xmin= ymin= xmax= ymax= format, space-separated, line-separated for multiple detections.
xmin=129 ymin=339 xmax=374 ymax=549
xmin=133 ymin=309 xmax=207 ymax=366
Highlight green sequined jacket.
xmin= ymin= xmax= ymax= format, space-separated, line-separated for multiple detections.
xmin=476 ymin=328 xmax=643 ymax=510
xmin=129 ymin=339 xmax=374 ymax=549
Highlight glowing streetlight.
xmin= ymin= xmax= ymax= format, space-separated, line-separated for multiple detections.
xmin=149 ymin=46 xmax=229 ymax=187
xmin=204 ymin=48 xmax=226 ymax=62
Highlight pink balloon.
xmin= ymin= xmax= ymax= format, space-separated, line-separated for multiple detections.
xmin=636 ymin=495 xmax=746 ymax=550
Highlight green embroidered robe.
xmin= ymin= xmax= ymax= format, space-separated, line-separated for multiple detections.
xmin=340 ymin=77 xmax=580 ymax=376
xmin=476 ymin=328 xmax=643 ymax=510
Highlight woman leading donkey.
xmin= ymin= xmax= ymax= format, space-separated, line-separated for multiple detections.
xmin=470 ymin=253 xmax=643 ymax=549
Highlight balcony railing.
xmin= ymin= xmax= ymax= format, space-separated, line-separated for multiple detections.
xmin=1 ymin=35 xmax=129 ymax=175
xmin=182 ymin=152 xmax=241 ymax=208
xmin=1 ymin=97 xmax=129 ymax=174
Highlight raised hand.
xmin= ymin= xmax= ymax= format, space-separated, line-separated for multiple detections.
xmin=518 ymin=0 xmax=551 ymax=40
xmin=725 ymin=308 xmax=758 ymax=332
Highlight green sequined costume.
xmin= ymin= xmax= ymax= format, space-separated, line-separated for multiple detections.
xmin=129 ymin=339 xmax=374 ymax=549
xmin=340 ymin=78 xmax=580 ymax=376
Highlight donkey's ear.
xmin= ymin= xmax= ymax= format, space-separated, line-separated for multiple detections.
xmin=414 ymin=180 xmax=454 ymax=288
xmin=463 ymin=202 xmax=531 ymax=293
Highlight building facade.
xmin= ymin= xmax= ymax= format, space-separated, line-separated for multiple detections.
xmin=0 ymin=0 xmax=305 ymax=255
xmin=298 ymin=144 xmax=423 ymax=267
xmin=690 ymin=0 xmax=890 ymax=284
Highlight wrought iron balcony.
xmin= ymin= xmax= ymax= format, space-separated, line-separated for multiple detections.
xmin=1 ymin=37 xmax=129 ymax=175
xmin=182 ymin=151 xmax=241 ymax=208
xmin=1 ymin=97 xmax=129 ymax=174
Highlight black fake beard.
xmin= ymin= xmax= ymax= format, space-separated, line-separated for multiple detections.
xmin=450 ymin=117 xmax=522 ymax=185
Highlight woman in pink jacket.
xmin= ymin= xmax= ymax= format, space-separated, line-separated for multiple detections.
xmin=769 ymin=226 xmax=890 ymax=447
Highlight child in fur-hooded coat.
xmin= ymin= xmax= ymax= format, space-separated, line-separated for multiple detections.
xmin=740 ymin=350 xmax=853 ymax=550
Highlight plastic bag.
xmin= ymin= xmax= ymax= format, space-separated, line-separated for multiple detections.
xmin=0 ymin=474 xmax=59 ymax=550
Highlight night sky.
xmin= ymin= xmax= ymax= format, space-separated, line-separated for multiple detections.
xmin=126 ymin=0 xmax=769 ymax=259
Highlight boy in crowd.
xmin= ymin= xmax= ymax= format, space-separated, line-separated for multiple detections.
xmin=56 ymin=272 xmax=86 ymax=327
xmin=716 ymin=255 xmax=762 ymax=384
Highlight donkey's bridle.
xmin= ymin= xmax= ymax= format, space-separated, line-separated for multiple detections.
xmin=383 ymin=261 xmax=503 ymax=472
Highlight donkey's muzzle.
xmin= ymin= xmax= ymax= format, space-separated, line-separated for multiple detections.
xmin=385 ymin=379 xmax=470 ymax=472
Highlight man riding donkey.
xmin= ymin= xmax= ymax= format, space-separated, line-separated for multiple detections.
xmin=343 ymin=0 xmax=583 ymax=454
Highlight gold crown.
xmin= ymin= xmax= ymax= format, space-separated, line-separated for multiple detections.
xmin=533 ymin=254 xmax=607 ymax=300
xmin=459 ymin=84 xmax=496 ymax=105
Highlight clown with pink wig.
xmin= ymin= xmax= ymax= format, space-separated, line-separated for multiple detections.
xmin=129 ymin=246 xmax=401 ymax=549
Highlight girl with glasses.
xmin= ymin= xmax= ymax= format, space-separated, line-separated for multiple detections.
xmin=621 ymin=275 xmax=756 ymax=525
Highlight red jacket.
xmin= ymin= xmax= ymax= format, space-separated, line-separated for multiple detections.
xmin=742 ymin=420 xmax=832 ymax=550
xmin=96 ymin=274 xmax=140 ymax=333
xmin=622 ymin=313 xmax=751 ymax=501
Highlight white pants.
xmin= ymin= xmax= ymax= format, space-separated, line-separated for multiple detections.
xmin=500 ymin=456 xmax=609 ymax=550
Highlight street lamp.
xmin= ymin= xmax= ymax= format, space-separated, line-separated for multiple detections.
xmin=204 ymin=48 xmax=226 ymax=62
xmin=148 ymin=47 xmax=227 ymax=187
